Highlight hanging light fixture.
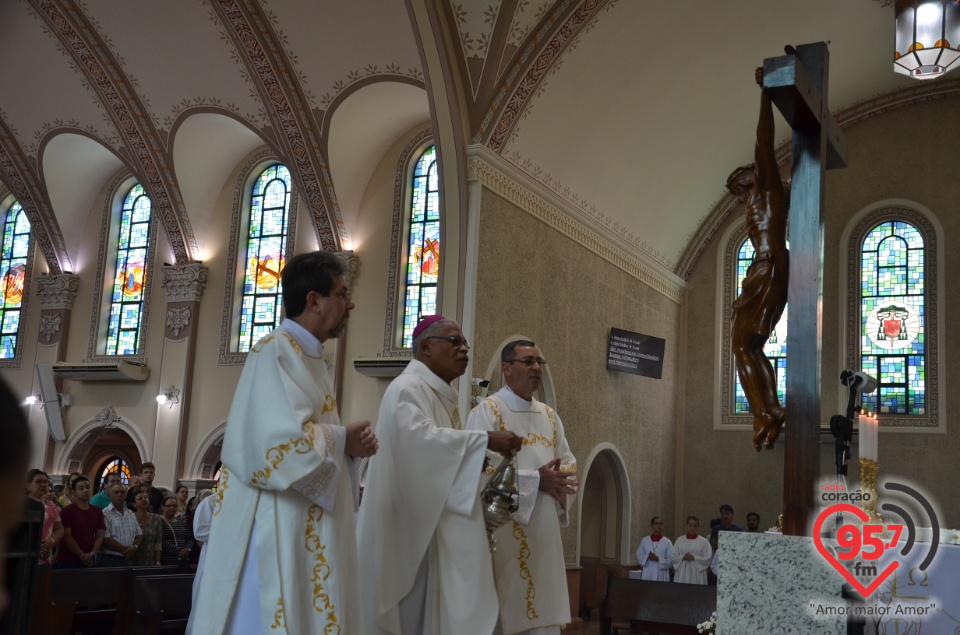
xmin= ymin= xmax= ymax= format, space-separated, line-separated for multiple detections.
xmin=895 ymin=0 xmax=960 ymax=79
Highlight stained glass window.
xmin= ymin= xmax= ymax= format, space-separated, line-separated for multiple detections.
xmin=97 ymin=456 xmax=131 ymax=490
xmin=238 ymin=164 xmax=291 ymax=352
xmin=402 ymin=145 xmax=440 ymax=348
xmin=859 ymin=221 xmax=924 ymax=415
xmin=105 ymin=183 xmax=151 ymax=355
xmin=733 ymin=238 xmax=788 ymax=413
xmin=0 ymin=201 xmax=30 ymax=359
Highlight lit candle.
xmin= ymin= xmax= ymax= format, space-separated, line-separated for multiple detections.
xmin=859 ymin=411 xmax=878 ymax=461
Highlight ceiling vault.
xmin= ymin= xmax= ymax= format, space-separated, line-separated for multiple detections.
xmin=209 ymin=0 xmax=346 ymax=252
xmin=0 ymin=115 xmax=71 ymax=274
xmin=29 ymin=0 xmax=200 ymax=265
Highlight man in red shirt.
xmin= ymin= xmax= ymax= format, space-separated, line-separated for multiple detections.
xmin=57 ymin=476 xmax=105 ymax=568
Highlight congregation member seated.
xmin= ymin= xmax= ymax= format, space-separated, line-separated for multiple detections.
xmin=671 ymin=515 xmax=712 ymax=585
xmin=131 ymin=487 xmax=162 ymax=566
xmin=26 ymin=469 xmax=63 ymax=565
xmin=159 ymin=496 xmax=193 ymax=565
xmin=636 ymin=516 xmax=673 ymax=581
xmin=746 ymin=511 xmax=761 ymax=532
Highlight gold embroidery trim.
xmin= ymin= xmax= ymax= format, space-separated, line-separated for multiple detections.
xmin=250 ymin=334 xmax=274 ymax=353
xmin=512 ymin=521 xmax=540 ymax=621
xmin=271 ymin=598 xmax=284 ymax=629
xmin=251 ymin=331 xmax=303 ymax=356
xmin=305 ymin=504 xmax=340 ymax=633
xmin=279 ymin=331 xmax=303 ymax=355
xmin=251 ymin=435 xmax=314 ymax=486
xmin=485 ymin=398 xmax=557 ymax=447
xmin=321 ymin=395 xmax=336 ymax=415
xmin=212 ymin=467 xmax=229 ymax=517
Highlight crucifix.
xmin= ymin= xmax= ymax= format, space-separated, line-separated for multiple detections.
xmin=764 ymin=43 xmax=848 ymax=535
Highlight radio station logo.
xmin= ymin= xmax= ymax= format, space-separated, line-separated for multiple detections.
xmin=813 ymin=481 xmax=938 ymax=598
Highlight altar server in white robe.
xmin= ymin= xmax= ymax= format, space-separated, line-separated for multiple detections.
xmin=671 ymin=516 xmax=713 ymax=585
xmin=357 ymin=316 xmax=523 ymax=635
xmin=466 ymin=339 xmax=578 ymax=635
xmin=189 ymin=251 xmax=378 ymax=635
xmin=636 ymin=516 xmax=673 ymax=582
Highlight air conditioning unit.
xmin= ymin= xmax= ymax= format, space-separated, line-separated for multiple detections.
xmin=52 ymin=360 xmax=150 ymax=382
xmin=352 ymin=357 xmax=411 ymax=378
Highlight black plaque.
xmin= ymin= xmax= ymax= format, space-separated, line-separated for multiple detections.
xmin=606 ymin=328 xmax=665 ymax=378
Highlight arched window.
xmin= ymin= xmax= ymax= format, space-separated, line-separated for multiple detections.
xmin=716 ymin=222 xmax=788 ymax=427
xmin=400 ymin=145 xmax=440 ymax=348
xmin=105 ymin=183 xmax=152 ymax=355
xmin=88 ymin=174 xmax=157 ymax=362
xmin=96 ymin=456 xmax=131 ymax=490
xmin=237 ymin=164 xmax=292 ymax=353
xmin=733 ymin=237 xmax=788 ymax=413
xmin=845 ymin=206 xmax=940 ymax=430
xmin=219 ymin=154 xmax=298 ymax=364
xmin=859 ymin=220 xmax=925 ymax=414
xmin=0 ymin=200 xmax=31 ymax=360
xmin=383 ymin=131 xmax=435 ymax=355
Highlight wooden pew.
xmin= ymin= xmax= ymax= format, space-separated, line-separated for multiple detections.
xmin=29 ymin=564 xmax=195 ymax=635
xmin=599 ymin=576 xmax=716 ymax=635
xmin=122 ymin=573 xmax=194 ymax=634
xmin=43 ymin=567 xmax=132 ymax=635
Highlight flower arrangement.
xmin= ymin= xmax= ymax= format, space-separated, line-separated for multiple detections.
xmin=697 ymin=611 xmax=717 ymax=634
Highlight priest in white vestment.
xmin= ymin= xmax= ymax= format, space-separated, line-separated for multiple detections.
xmin=357 ymin=317 xmax=523 ymax=635
xmin=189 ymin=251 xmax=378 ymax=635
xmin=671 ymin=516 xmax=713 ymax=585
xmin=636 ymin=516 xmax=673 ymax=582
xmin=466 ymin=340 xmax=578 ymax=635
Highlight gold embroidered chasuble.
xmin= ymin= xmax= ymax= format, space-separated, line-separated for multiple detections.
xmin=357 ymin=359 xmax=498 ymax=635
xmin=189 ymin=320 xmax=361 ymax=635
xmin=466 ymin=387 xmax=577 ymax=635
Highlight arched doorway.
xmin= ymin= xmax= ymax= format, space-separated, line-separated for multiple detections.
xmin=188 ymin=422 xmax=225 ymax=481
xmin=576 ymin=443 xmax=631 ymax=618
xmin=58 ymin=425 xmax=143 ymax=495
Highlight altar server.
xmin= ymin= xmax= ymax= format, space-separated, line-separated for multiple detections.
xmin=671 ymin=516 xmax=712 ymax=585
xmin=637 ymin=516 xmax=673 ymax=582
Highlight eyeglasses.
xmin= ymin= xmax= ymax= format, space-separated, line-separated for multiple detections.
xmin=425 ymin=335 xmax=469 ymax=349
xmin=506 ymin=357 xmax=547 ymax=367
xmin=163 ymin=504 xmax=179 ymax=509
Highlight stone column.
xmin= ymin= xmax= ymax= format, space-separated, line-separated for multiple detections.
xmin=153 ymin=263 xmax=207 ymax=484
xmin=29 ymin=274 xmax=79 ymax=471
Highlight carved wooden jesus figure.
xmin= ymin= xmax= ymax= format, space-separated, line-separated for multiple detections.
xmin=727 ymin=67 xmax=790 ymax=452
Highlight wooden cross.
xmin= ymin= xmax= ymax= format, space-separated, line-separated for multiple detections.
xmin=762 ymin=42 xmax=847 ymax=536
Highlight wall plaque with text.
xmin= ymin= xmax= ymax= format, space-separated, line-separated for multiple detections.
xmin=606 ymin=327 xmax=665 ymax=378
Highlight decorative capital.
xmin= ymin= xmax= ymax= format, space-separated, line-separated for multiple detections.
xmin=94 ymin=406 xmax=122 ymax=428
xmin=39 ymin=313 xmax=62 ymax=342
xmin=166 ymin=306 xmax=192 ymax=337
xmin=35 ymin=275 xmax=80 ymax=309
xmin=161 ymin=263 xmax=208 ymax=302
xmin=334 ymin=250 xmax=359 ymax=288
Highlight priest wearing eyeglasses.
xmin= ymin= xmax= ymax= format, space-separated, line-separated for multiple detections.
xmin=357 ymin=316 xmax=523 ymax=635
xmin=466 ymin=340 xmax=578 ymax=635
